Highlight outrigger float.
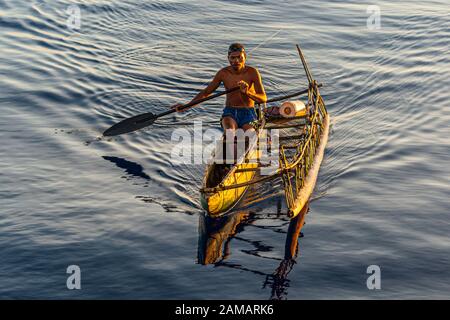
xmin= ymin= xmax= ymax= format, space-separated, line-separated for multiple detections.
xmin=200 ymin=44 xmax=330 ymax=218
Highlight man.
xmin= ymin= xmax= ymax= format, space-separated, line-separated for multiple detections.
xmin=172 ymin=43 xmax=267 ymax=167
xmin=172 ymin=43 xmax=267 ymax=132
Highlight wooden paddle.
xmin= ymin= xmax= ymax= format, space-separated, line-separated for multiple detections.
xmin=103 ymin=86 xmax=240 ymax=137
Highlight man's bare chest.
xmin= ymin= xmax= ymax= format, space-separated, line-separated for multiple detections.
xmin=223 ymin=72 xmax=254 ymax=88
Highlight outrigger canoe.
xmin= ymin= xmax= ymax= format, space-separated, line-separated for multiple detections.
xmin=102 ymin=44 xmax=329 ymax=219
xmin=200 ymin=44 xmax=330 ymax=218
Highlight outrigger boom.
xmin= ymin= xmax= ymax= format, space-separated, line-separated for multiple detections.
xmin=200 ymin=44 xmax=330 ymax=218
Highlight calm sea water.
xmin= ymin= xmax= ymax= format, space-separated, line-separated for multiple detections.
xmin=1 ymin=0 xmax=449 ymax=299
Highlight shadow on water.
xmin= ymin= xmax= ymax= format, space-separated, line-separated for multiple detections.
xmin=102 ymin=156 xmax=151 ymax=180
xmin=102 ymin=155 xmax=198 ymax=214
xmin=198 ymin=201 xmax=309 ymax=300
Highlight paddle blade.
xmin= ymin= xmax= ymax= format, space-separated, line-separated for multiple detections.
xmin=103 ymin=112 xmax=157 ymax=136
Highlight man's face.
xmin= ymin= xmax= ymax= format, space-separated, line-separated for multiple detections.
xmin=228 ymin=51 xmax=246 ymax=71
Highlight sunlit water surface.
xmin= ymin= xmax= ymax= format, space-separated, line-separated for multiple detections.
xmin=0 ymin=0 xmax=449 ymax=299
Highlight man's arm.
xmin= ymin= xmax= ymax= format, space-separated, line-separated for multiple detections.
xmin=239 ymin=68 xmax=267 ymax=104
xmin=189 ymin=70 xmax=223 ymax=103
xmin=172 ymin=70 xmax=223 ymax=112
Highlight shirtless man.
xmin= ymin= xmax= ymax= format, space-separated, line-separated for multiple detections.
xmin=172 ymin=43 xmax=267 ymax=131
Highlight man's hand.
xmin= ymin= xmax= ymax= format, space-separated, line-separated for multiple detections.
xmin=170 ymin=103 xmax=186 ymax=113
xmin=238 ymin=80 xmax=249 ymax=95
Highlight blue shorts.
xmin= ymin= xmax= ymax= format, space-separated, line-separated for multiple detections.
xmin=221 ymin=107 xmax=257 ymax=128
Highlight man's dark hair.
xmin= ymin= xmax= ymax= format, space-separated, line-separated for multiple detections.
xmin=228 ymin=43 xmax=246 ymax=56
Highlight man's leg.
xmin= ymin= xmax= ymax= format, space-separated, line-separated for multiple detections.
xmin=222 ymin=116 xmax=238 ymax=131
xmin=221 ymin=116 xmax=238 ymax=164
xmin=241 ymin=123 xmax=256 ymax=152
xmin=241 ymin=123 xmax=255 ymax=132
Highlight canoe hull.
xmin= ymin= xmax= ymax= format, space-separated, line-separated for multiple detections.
xmin=201 ymin=147 xmax=260 ymax=217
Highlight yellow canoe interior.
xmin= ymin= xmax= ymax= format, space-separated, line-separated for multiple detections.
xmin=201 ymin=146 xmax=260 ymax=217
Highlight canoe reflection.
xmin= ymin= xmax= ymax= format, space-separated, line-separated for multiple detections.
xmin=197 ymin=211 xmax=252 ymax=265
xmin=197 ymin=203 xmax=309 ymax=300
